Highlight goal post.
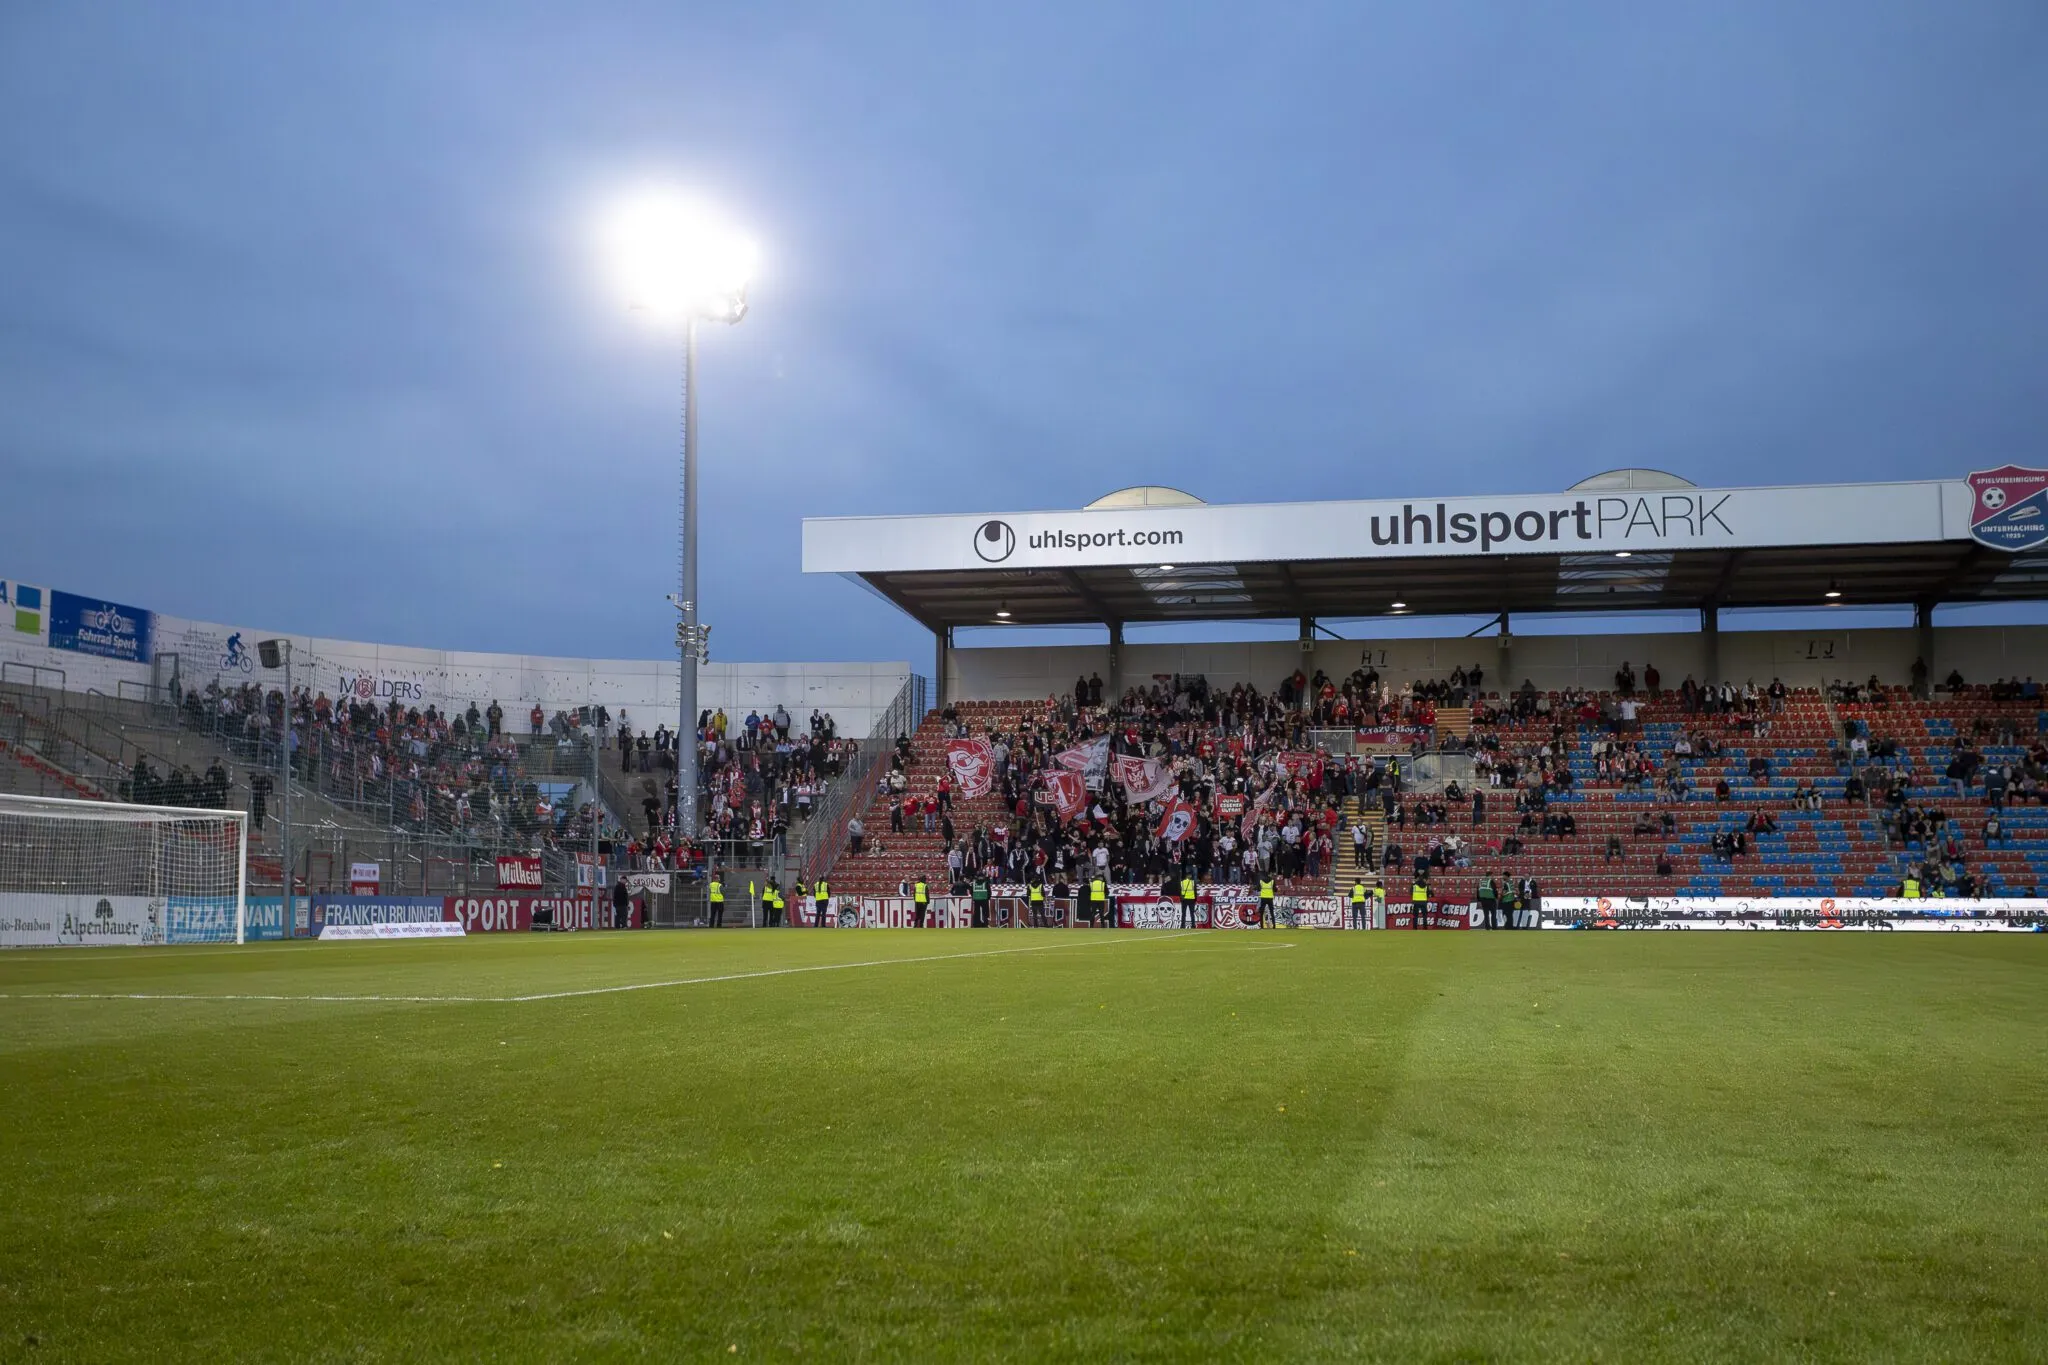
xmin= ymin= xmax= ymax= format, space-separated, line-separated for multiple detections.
xmin=0 ymin=793 xmax=249 ymax=948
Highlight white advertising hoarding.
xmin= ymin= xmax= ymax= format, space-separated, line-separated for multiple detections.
xmin=0 ymin=893 xmax=167 ymax=947
xmin=804 ymin=479 xmax=1972 ymax=574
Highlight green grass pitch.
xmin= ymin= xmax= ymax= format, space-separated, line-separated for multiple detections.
xmin=2 ymin=930 xmax=2045 ymax=1361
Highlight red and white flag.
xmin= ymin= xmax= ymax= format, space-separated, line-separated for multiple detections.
xmin=944 ymin=737 xmax=996 ymax=798
xmin=1157 ymin=798 xmax=1198 ymax=843
xmin=1037 ymin=769 xmax=1088 ymax=822
xmin=1054 ymin=736 xmax=1110 ymax=782
xmin=1277 ymin=750 xmax=1325 ymax=785
xmin=1111 ymin=753 xmax=1176 ymax=803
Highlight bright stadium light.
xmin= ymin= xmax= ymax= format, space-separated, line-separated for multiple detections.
xmin=604 ymin=186 xmax=758 ymax=844
xmin=1614 ymin=550 xmax=1632 ymax=558
xmin=602 ymin=188 xmax=757 ymax=322
xmin=1390 ymin=600 xmax=1407 ymax=610
xmin=1157 ymin=564 xmax=1176 ymax=571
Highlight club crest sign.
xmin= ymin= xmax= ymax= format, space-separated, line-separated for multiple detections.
xmin=1968 ymin=466 xmax=2048 ymax=552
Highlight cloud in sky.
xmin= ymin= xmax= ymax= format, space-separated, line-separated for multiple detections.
xmin=0 ymin=1 xmax=2043 ymax=662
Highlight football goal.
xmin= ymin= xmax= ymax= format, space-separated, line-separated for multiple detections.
xmin=0 ymin=793 xmax=248 ymax=947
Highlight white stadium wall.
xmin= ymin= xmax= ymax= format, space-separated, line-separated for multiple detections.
xmin=0 ymin=576 xmax=910 ymax=739
xmin=948 ymin=625 xmax=2048 ymax=701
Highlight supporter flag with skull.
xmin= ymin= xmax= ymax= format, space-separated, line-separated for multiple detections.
xmin=1157 ymin=798 xmax=1197 ymax=843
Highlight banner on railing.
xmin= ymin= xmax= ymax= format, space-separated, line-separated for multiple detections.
xmin=348 ymin=862 xmax=382 ymax=894
xmin=855 ymin=896 xmax=973 ymax=929
xmin=1356 ymin=725 xmax=1431 ymax=748
xmin=496 ymin=855 xmax=543 ymax=890
xmin=1386 ymin=904 xmax=1481 ymax=930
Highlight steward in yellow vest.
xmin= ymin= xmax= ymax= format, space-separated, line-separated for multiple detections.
xmin=913 ymin=877 xmax=930 ymax=928
xmin=1180 ymin=875 xmax=1199 ymax=929
xmin=1258 ymin=877 xmax=1276 ymax=928
xmin=707 ymin=874 xmax=725 ymax=928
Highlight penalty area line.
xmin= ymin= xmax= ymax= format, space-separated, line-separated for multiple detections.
xmin=0 ymin=931 xmax=1212 ymax=1005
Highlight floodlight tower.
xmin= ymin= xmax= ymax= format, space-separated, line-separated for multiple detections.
xmin=603 ymin=190 xmax=756 ymax=841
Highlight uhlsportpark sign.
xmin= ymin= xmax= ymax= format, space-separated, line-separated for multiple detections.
xmin=805 ymin=477 xmax=1988 ymax=575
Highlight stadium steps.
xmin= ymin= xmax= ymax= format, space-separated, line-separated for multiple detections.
xmin=59 ymin=705 xmax=384 ymax=847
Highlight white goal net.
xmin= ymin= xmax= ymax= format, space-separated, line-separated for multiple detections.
xmin=0 ymin=794 xmax=247 ymax=948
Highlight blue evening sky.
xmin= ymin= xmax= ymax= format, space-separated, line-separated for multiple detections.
xmin=2 ymin=2 xmax=2044 ymax=665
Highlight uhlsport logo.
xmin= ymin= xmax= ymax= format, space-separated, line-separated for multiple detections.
xmin=972 ymin=519 xmax=1016 ymax=562
xmin=1967 ymin=465 xmax=2048 ymax=552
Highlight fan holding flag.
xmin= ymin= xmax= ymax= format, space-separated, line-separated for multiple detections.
xmin=1157 ymin=798 xmax=1197 ymax=845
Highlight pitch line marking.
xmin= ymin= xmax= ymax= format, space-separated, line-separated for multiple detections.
xmin=0 ymin=932 xmax=1211 ymax=1005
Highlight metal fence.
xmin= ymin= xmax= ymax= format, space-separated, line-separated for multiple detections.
xmin=792 ymin=673 xmax=929 ymax=888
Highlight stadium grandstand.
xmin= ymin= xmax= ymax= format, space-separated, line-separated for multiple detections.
xmin=0 ymin=573 xmax=910 ymax=929
xmin=798 ymin=469 xmax=2048 ymax=922
xmin=7 ymin=466 xmax=2048 ymax=932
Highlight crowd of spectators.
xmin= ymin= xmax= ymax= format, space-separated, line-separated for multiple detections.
xmin=888 ymin=673 xmax=1363 ymax=894
xmin=613 ymin=706 xmax=850 ymax=872
xmin=179 ymin=680 xmax=606 ymax=852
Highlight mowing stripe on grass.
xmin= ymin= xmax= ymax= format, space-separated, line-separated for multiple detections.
xmin=0 ymin=931 xmax=1210 ymax=1005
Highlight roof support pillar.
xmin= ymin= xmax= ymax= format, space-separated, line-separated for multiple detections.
xmin=1106 ymin=621 xmax=1124 ymax=707
xmin=1701 ymin=604 xmax=1720 ymax=687
xmin=1915 ymin=601 xmax=1935 ymax=700
xmin=1496 ymin=611 xmax=1512 ymax=696
xmin=934 ymin=626 xmax=953 ymax=709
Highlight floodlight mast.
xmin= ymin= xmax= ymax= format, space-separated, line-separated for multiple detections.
xmin=606 ymin=189 xmax=755 ymax=844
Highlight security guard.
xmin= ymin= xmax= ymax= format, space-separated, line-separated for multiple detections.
xmin=1179 ymin=872 xmax=1199 ymax=929
xmin=813 ymin=878 xmax=831 ymax=928
xmin=763 ymin=879 xmax=783 ymax=928
xmin=971 ymin=874 xmax=992 ymax=928
xmin=1349 ymin=877 xmax=1370 ymax=930
xmin=1089 ymin=874 xmax=1108 ymax=927
xmin=1026 ymin=878 xmax=1046 ymax=927
xmin=1902 ymin=873 xmax=1922 ymax=899
xmin=1410 ymin=878 xmax=1429 ymax=928
xmin=1258 ymin=875 xmax=1277 ymax=929
xmin=707 ymin=871 xmax=725 ymax=928
xmin=1372 ymin=884 xmax=1387 ymax=929
xmin=912 ymin=876 xmax=931 ymax=928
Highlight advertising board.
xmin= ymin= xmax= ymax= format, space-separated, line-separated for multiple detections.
xmin=46 ymin=590 xmax=154 ymax=663
xmin=0 ymin=893 xmax=166 ymax=947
